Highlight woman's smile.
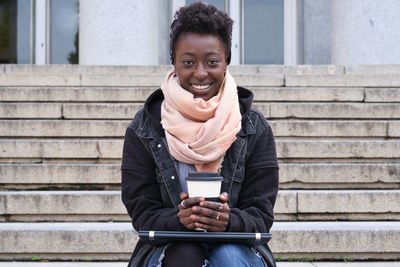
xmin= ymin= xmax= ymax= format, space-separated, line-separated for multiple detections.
xmin=174 ymin=32 xmax=227 ymax=101
xmin=191 ymin=83 xmax=213 ymax=90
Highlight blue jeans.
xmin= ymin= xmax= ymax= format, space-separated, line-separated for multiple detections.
xmin=147 ymin=243 xmax=264 ymax=267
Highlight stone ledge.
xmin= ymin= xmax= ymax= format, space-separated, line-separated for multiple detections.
xmin=389 ymin=122 xmax=400 ymax=137
xmin=269 ymin=120 xmax=388 ymax=137
xmin=276 ymin=139 xmax=400 ymax=159
xmin=0 ymin=87 xmax=157 ymax=102
xmin=251 ymin=87 xmax=364 ymax=102
xmin=1 ymin=139 xmax=399 ymax=160
xmin=0 ymin=120 xmax=130 ymax=137
xmin=0 ymin=104 xmax=62 ymax=119
xmin=279 ymin=163 xmax=400 ymax=186
xmin=1 ymin=87 xmax=370 ymax=102
xmin=365 ymin=88 xmax=400 ymax=102
xmin=270 ymin=103 xmax=400 ymax=119
xmin=2 ymin=64 xmax=345 ymax=75
xmin=1 ymin=163 xmax=399 ymax=188
xmin=0 ymin=222 xmax=399 ymax=260
xmin=286 ymin=74 xmax=400 ymax=87
xmin=0 ymin=164 xmax=120 ymax=185
xmin=0 ymin=140 xmax=123 ymax=159
xmin=1 ymin=190 xmax=399 ymax=220
xmin=0 ymin=73 xmax=284 ymax=87
xmin=62 ymin=104 xmax=142 ymax=119
xmin=0 ymin=120 xmax=391 ymax=138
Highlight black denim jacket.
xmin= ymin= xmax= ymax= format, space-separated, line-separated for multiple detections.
xmin=121 ymin=87 xmax=279 ymax=266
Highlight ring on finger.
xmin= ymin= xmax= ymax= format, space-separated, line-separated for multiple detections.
xmin=218 ymin=203 xmax=223 ymax=210
xmin=216 ymin=212 xmax=221 ymax=220
xmin=181 ymin=200 xmax=186 ymax=209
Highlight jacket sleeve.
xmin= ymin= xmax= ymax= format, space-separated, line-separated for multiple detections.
xmin=121 ymin=123 xmax=186 ymax=232
xmin=226 ymin=112 xmax=279 ymax=233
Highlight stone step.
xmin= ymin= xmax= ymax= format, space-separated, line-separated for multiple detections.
xmin=269 ymin=103 xmax=400 ymax=119
xmin=1 ymin=190 xmax=399 ymax=222
xmin=2 ymin=87 xmax=399 ymax=102
xmin=2 ymin=102 xmax=400 ymax=120
xmin=1 ymin=120 xmax=396 ymax=138
xmin=2 ymin=73 xmax=399 ymax=88
xmin=2 ymin=64 xmax=347 ymax=75
xmin=1 ymin=139 xmax=400 ymax=161
xmin=276 ymin=139 xmax=400 ymax=159
xmin=4 ymin=64 xmax=400 ymax=76
xmin=0 ymin=74 xmax=284 ymax=87
xmin=0 ymin=120 xmax=130 ymax=137
xmin=0 ymin=164 xmax=119 ymax=186
xmin=0 ymin=222 xmax=399 ymax=260
xmin=0 ymin=87 xmax=157 ymax=102
xmin=0 ymin=103 xmax=62 ymax=119
xmin=286 ymin=74 xmax=400 ymax=87
xmin=1 ymin=86 xmax=375 ymax=102
xmin=1 ymin=163 xmax=398 ymax=190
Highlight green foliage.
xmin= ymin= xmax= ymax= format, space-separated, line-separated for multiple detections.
xmin=340 ymin=256 xmax=354 ymax=262
xmin=31 ymin=256 xmax=41 ymax=261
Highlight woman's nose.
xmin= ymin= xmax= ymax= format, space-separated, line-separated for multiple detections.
xmin=194 ymin=64 xmax=207 ymax=80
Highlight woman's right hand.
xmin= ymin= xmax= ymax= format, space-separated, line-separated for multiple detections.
xmin=177 ymin=192 xmax=204 ymax=230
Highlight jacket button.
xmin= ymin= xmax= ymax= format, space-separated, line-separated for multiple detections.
xmin=171 ymin=176 xmax=175 ymax=180
xmin=157 ymin=144 xmax=161 ymax=148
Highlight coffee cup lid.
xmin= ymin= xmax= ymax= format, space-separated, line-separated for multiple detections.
xmin=185 ymin=172 xmax=223 ymax=181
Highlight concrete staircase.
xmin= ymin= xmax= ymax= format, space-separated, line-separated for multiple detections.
xmin=0 ymin=65 xmax=400 ymax=263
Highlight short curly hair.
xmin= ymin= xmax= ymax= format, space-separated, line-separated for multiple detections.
xmin=170 ymin=2 xmax=233 ymax=65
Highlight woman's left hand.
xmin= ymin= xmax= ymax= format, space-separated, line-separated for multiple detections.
xmin=191 ymin=192 xmax=230 ymax=232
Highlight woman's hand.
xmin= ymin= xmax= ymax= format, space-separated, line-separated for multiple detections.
xmin=191 ymin=192 xmax=230 ymax=232
xmin=177 ymin=192 xmax=204 ymax=230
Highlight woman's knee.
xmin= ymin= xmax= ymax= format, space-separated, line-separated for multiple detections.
xmin=209 ymin=244 xmax=264 ymax=267
xmin=163 ymin=243 xmax=206 ymax=267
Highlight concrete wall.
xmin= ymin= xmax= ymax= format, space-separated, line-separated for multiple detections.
xmin=331 ymin=0 xmax=400 ymax=65
xmin=300 ymin=0 xmax=331 ymax=64
xmin=79 ymin=0 xmax=160 ymax=65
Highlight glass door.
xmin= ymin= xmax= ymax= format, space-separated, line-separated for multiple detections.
xmin=0 ymin=0 xmax=31 ymax=63
xmin=184 ymin=0 xmax=284 ymax=64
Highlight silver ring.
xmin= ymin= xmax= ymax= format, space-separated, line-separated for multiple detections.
xmin=216 ymin=212 xmax=220 ymax=220
xmin=219 ymin=203 xmax=223 ymax=210
xmin=181 ymin=200 xmax=186 ymax=209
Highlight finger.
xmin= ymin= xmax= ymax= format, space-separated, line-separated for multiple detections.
xmin=184 ymin=196 xmax=204 ymax=207
xmin=219 ymin=192 xmax=229 ymax=203
xmin=194 ymin=222 xmax=225 ymax=232
xmin=192 ymin=207 xmax=229 ymax=222
xmin=193 ymin=215 xmax=228 ymax=232
xmin=180 ymin=192 xmax=188 ymax=200
xmin=199 ymin=201 xmax=229 ymax=213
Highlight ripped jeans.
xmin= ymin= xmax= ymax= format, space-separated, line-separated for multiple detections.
xmin=147 ymin=243 xmax=265 ymax=267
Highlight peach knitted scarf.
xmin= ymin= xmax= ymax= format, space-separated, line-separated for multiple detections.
xmin=161 ymin=70 xmax=242 ymax=172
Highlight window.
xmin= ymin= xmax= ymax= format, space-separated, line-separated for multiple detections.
xmin=183 ymin=0 xmax=285 ymax=64
xmin=0 ymin=0 xmax=78 ymax=64
xmin=0 ymin=0 xmax=31 ymax=64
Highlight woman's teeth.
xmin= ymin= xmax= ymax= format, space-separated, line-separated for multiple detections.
xmin=192 ymin=84 xmax=210 ymax=90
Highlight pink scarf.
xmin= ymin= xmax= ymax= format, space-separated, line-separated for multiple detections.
xmin=160 ymin=70 xmax=241 ymax=172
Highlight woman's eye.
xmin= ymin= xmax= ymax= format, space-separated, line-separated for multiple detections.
xmin=208 ymin=59 xmax=219 ymax=65
xmin=183 ymin=60 xmax=193 ymax=65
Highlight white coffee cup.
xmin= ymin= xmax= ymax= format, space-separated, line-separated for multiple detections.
xmin=185 ymin=172 xmax=222 ymax=201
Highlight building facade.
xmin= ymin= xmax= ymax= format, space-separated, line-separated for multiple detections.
xmin=1 ymin=0 xmax=399 ymax=66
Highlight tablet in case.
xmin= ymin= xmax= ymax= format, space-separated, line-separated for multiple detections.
xmin=138 ymin=231 xmax=271 ymax=246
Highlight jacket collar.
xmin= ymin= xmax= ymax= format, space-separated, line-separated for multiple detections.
xmin=139 ymin=86 xmax=256 ymax=138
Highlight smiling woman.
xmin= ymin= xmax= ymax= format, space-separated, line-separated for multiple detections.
xmin=174 ymin=33 xmax=227 ymax=101
xmin=121 ymin=2 xmax=279 ymax=267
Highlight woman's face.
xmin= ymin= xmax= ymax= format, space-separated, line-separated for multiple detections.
xmin=174 ymin=32 xmax=227 ymax=101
